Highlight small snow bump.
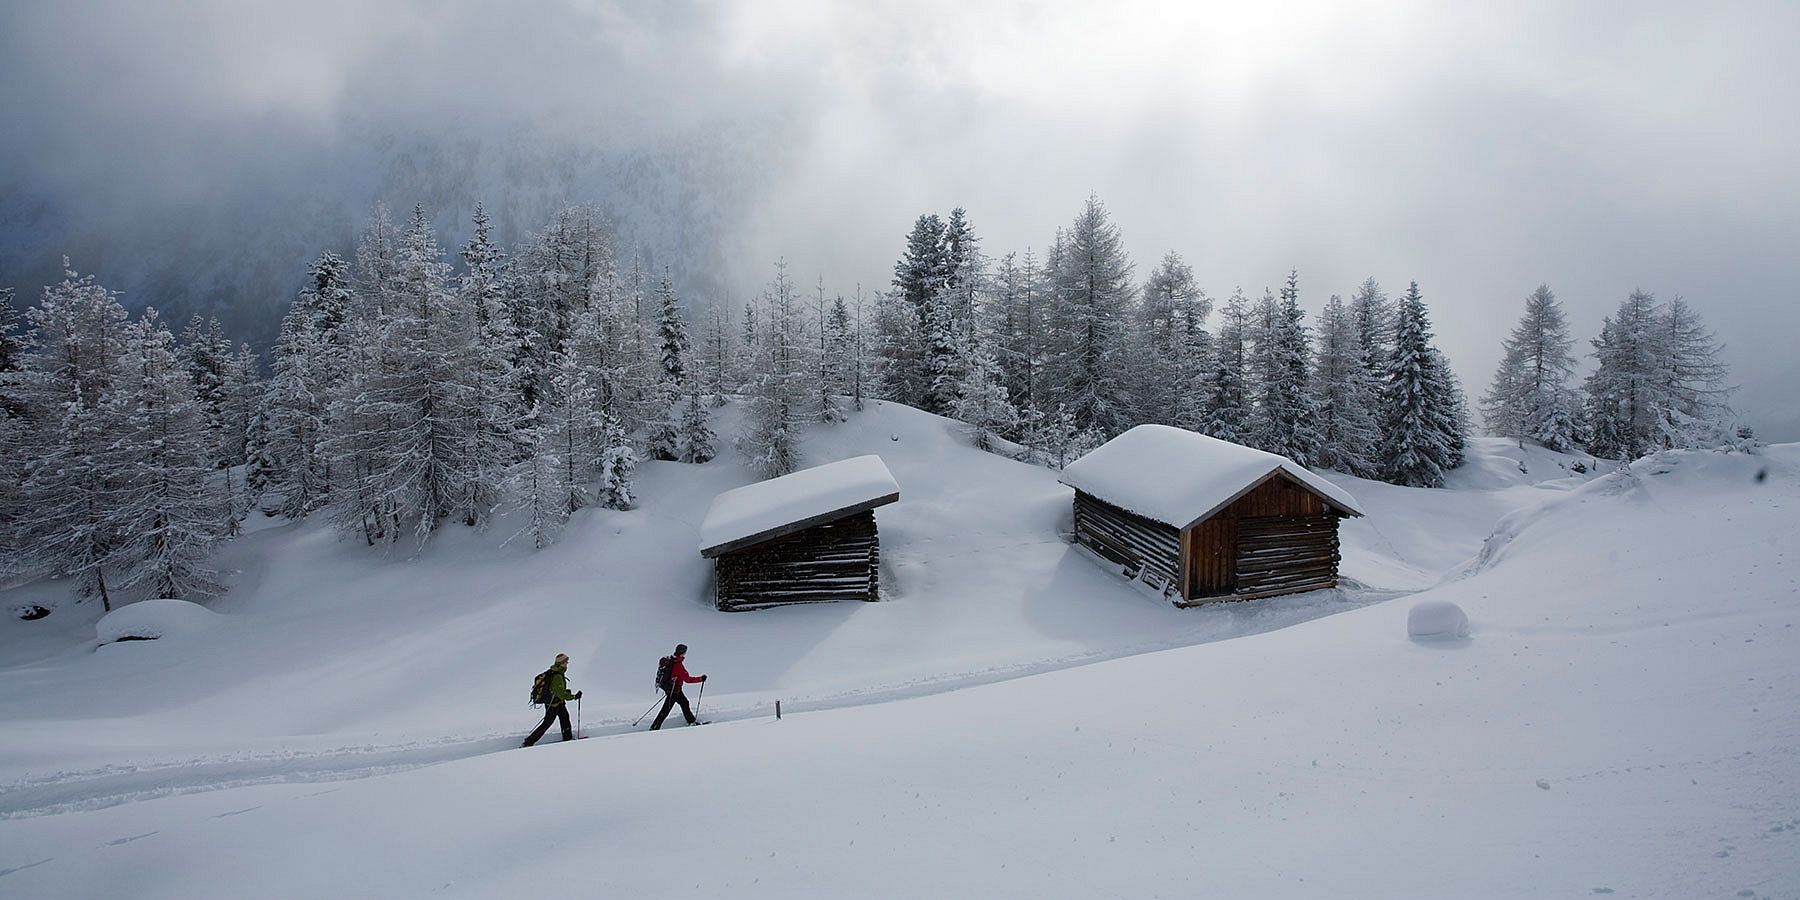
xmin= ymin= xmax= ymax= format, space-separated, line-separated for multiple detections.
xmin=1535 ymin=779 xmax=1552 ymax=790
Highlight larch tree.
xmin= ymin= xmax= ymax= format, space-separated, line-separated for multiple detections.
xmin=1481 ymin=284 xmax=1580 ymax=452
xmin=739 ymin=259 xmax=807 ymax=478
xmin=1044 ymin=195 xmax=1134 ymax=437
xmin=15 ymin=263 xmax=131 ymax=608
xmin=107 ymin=310 xmax=225 ymax=602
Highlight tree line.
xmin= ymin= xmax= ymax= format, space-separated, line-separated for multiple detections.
xmin=0 ymin=194 xmax=1741 ymax=611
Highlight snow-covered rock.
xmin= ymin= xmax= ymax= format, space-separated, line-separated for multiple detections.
xmin=95 ymin=599 xmax=220 ymax=645
xmin=1407 ymin=599 xmax=1470 ymax=640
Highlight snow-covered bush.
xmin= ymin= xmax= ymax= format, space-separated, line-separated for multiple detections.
xmin=1407 ymin=600 xmax=1469 ymax=641
xmin=96 ymin=598 xmax=220 ymax=645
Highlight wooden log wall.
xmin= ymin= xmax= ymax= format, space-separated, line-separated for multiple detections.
xmin=1233 ymin=514 xmax=1339 ymax=599
xmin=714 ymin=512 xmax=880 ymax=612
xmin=1073 ymin=492 xmax=1181 ymax=590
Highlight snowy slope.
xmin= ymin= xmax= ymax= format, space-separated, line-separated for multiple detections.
xmin=2 ymin=410 xmax=1795 ymax=898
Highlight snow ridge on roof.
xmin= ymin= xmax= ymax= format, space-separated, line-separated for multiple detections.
xmin=700 ymin=455 xmax=901 ymax=556
xmin=1058 ymin=425 xmax=1363 ymax=527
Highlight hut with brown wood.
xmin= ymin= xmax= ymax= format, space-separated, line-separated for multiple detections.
xmin=699 ymin=455 xmax=900 ymax=611
xmin=1058 ymin=425 xmax=1364 ymax=605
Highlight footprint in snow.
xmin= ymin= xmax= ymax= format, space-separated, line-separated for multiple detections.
xmin=103 ymin=832 xmax=158 ymax=847
xmin=1535 ymin=779 xmax=1551 ymax=790
xmin=0 ymin=858 xmax=53 ymax=878
xmin=214 ymin=806 xmax=260 ymax=818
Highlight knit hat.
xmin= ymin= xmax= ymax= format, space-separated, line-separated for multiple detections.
xmin=674 ymin=643 xmax=688 ymax=656
xmin=555 ymin=653 xmax=569 ymax=664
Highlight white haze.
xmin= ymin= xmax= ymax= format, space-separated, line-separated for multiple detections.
xmin=2 ymin=0 xmax=1797 ymax=437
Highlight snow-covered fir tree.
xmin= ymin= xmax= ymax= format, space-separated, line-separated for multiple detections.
xmin=1311 ymin=293 xmax=1380 ymax=476
xmin=678 ymin=390 xmax=717 ymax=463
xmin=508 ymin=403 xmax=570 ymax=550
xmin=1197 ymin=288 xmax=1252 ymax=443
xmin=1582 ymin=290 xmax=1662 ymax=462
xmin=1481 ymin=284 xmax=1580 ymax=452
xmin=457 ymin=203 xmax=520 ymax=526
xmin=950 ymin=335 xmax=1019 ymax=453
xmin=1378 ymin=282 xmax=1466 ymax=487
xmin=1349 ymin=277 xmax=1392 ymax=382
xmin=0 ymin=288 xmax=25 ymax=565
xmin=811 ymin=277 xmax=846 ymax=423
xmin=107 ymin=310 xmax=225 ymax=601
xmin=1132 ymin=251 xmax=1209 ymax=428
xmin=1246 ymin=272 xmax=1321 ymax=465
xmin=1043 ymin=195 xmax=1134 ymax=437
xmin=739 ymin=259 xmax=807 ymax=478
xmin=595 ymin=412 xmax=638 ymax=510
xmin=882 ymin=213 xmax=946 ymax=409
xmin=647 ymin=275 xmax=689 ymax=460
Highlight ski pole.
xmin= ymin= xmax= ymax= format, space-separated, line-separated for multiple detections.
xmin=577 ymin=695 xmax=582 ymax=739
xmin=632 ymin=691 xmax=665 ymax=727
xmin=695 ymin=680 xmax=705 ymax=717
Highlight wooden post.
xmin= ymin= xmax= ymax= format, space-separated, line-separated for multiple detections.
xmin=776 ymin=700 xmax=782 ymax=720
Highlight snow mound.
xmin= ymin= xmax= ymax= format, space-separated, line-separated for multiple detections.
xmin=95 ymin=599 xmax=220 ymax=644
xmin=1407 ymin=599 xmax=1469 ymax=641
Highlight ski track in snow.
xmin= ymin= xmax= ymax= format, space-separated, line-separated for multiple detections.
xmin=0 ymin=587 xmax=1404 ymax=820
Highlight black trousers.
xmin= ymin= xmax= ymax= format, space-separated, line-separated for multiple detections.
xmin=650 ymin=689 xmax=696 ymax=729
xmin=524 ymin=702 xmax=573 ymax=746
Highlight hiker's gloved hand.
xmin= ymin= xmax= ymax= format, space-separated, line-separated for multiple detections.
xmin=699 ymin=675 xmax=707 ymax=682
xmin=574 ymin=691 xmax=583 ymax=699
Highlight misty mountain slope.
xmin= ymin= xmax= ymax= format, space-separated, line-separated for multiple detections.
xmin=0 ymin=126 xmax=771 ymax=349
xmin=0 ymin=433 xmax=1792 ymax=898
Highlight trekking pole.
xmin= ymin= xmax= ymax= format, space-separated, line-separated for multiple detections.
xmin=577 ymin=695 xmax=583 ymax=739
xmin=695 ymin=680 xmax=705 ymax=717
xmin=632 ymin=691 xmax=665 ymax=727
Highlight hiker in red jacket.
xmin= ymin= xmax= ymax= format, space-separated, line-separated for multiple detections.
xmin=651 ymin=643 xmax=707 ymax=730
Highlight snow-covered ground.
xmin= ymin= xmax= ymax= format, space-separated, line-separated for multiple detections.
xmin=1 ymin=404 xmax=1795 ymax=898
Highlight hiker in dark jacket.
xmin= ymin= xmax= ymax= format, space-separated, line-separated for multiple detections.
xmin=523 ymin=653 xmax=583 ymax=747
xmin=650 ymin=643 xmax=707 ymax=730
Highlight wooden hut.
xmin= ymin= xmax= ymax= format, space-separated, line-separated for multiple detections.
xmin=1058 ymin=425 xmax=1364 ymax=605
xmin=699 ymin=455 xmax=900 ymax=612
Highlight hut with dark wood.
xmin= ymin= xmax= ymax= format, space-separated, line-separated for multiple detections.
xmin=1058 ymin=425 xmax=1364 ymax=605
xmin=699 ymin=455 xmax=901 ymax=612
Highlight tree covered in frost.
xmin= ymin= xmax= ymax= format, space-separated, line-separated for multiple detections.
xmin=1246 ymin=272 xmax=1321 ymax=465
xmin=12 ymin=263 xmax=131 ymax=607
xmin=1481 ymin=284 xmax=1580 ymax=451
xmin=1043 ymin=195 xmax=1134 ymax=437
xmin=1132 ymin=251 xmax=1209 ymax=427
xmin=647 ymin=275 xmax=689 ymax=460
xmin=457 ymin=203 xmax=520 ymax=526
xmin=595 ymin=412 xmax=637 ymax=510
xmin=881 ymin=213 xmax=946 ymax=408
xmin=1377 ymin=282 xmax=1466 ymax=487
xmin=1584 ymin=290 xmax=1735 ymax=461
xmin=1311 ymin=293 xmax=1380 ymax=476
xmin=678 ymin=390 xmax=717 ymax=463
xmin=738 ymin=259 xmax=807 ymax=478
xmin=107 ymin=310 xmax=225 ymax=601
xmin=1196 ymin=288 xmax=1251 ymax=443
xmin=950 ymin=334 xmax=1018 ymax=452
xmin=1349 ymin=277 xmax=1392 ymax=382
xmin=810 ymin=277 xmax=846 ymax=424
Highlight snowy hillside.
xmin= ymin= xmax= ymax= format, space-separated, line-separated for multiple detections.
xmin=1 ymin=408 xmax=1795 ymax=898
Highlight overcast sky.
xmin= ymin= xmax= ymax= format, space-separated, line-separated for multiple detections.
xmin=4 ymin=0 xmax=1798 ymax=436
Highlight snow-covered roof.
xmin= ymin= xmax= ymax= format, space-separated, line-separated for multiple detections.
xmin=1058 ymin=425 xmax=1364 ymax=528
xmin=700 ymin=455 xmax=901 ymax=557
